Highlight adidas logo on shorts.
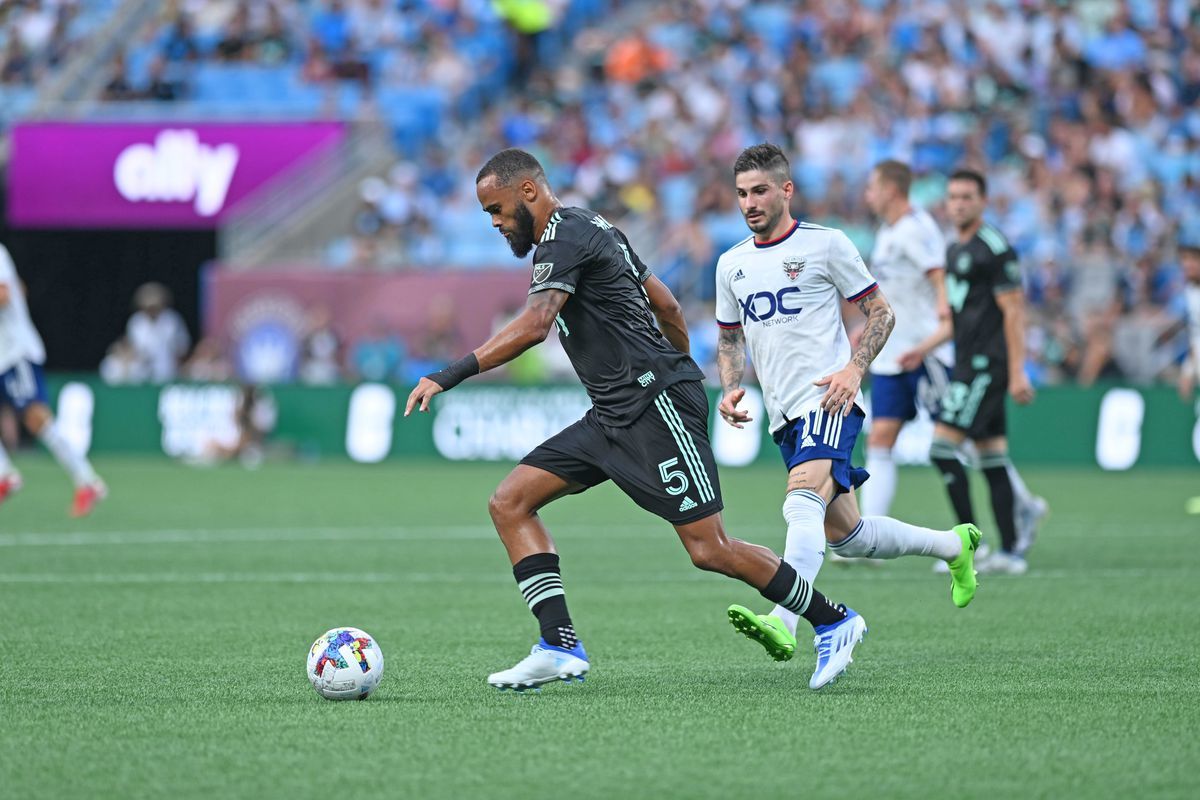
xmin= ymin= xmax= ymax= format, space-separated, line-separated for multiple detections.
xmin=678 ymin=496 xmax=698 ymax=512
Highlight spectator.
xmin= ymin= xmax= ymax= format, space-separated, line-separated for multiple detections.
xmin=181 ymin=337 xmax=233 ymax=383
xmin=298 ymin=306 xmax=342 ymax=386
xmin=127 ymin=282 xmax=190 ymax=383
xmin=349 ymin=321 xmax=404 ymax=382
xmin=99 ymin=337 xmax=150 ymax=386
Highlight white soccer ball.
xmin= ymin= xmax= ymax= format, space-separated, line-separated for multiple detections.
xmin=306 ymin=627 xmax=384 ymax=700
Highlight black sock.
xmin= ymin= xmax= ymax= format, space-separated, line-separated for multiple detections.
xmin=981 ymin=455 xmax=1017 ymax=553
xmin=931 ymin=439 xmax=975 ymax=523
xmin=512 ymin=552 xmax=577 ymax=649
xmin=761 ymin=560 xmax=846 ymax=628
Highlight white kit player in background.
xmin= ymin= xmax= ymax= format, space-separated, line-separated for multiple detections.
xmin=1176 ymin=243 xmax=1200 ymax=402
xmin=716 ymin=145 xmax=981 ymax=674
xmin=859 ymin=160 xmax=952 ymax=524
xmin=0 ymin=242 xmax=107 ymax=516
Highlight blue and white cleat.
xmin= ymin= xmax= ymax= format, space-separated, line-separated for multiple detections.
xmin=487 ymin=638 xmax=589 ymax=692
xmin=808 ymin=609 xmax=867 ymax=690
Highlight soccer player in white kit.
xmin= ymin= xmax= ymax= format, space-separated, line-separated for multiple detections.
xmin=0 ymin=242 xmax=107 ymax=516
xmin=715 ymin=145 xmax=981 ymax=672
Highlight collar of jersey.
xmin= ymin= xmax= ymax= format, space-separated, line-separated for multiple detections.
xmin=753 ymin=220 xmax=800 ymax=249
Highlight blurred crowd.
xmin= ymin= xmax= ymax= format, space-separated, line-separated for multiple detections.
xmin=337 ymin=0 xmax=1200 ymax=387
xmin=0 ymin=0 xmax=86 ymax=85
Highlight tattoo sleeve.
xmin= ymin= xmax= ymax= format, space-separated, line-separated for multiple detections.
xmin=717 ymin=326 xmax=746 ymax=393
xmin=851 ymin=292 xmax=896 ymax=374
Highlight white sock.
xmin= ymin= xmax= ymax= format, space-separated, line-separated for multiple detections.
xmin=771 ymin=489 xmax=827 ymax=636
xmin=1006 ymin=463 xmax=1033 ymax=506
xmin=37 ymin=422 xmax=97 ymax=488
xmin=0 ymin=439 xmax=12 ymax=474
xmin=830 ymin=516 xmax=961 ymax=561
xmin=862 ymin=446 xmax=896 ymax=517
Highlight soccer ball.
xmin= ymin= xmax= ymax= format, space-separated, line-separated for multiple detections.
xmin=306 ymin=627 xmax=384 ymax=700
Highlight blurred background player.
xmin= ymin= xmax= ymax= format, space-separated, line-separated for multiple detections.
xmin=0 ymin=242 xmax=107 ymax=516
xmin=859 ymin=159 xmax=951 ymax=522
xmin=716 ymin=145 xmax=980 ymax=668
xmin=926 ymin=170 xmax=1035 ymax=574
xmin=1176 ymin=243 xmax=1200 ymax=402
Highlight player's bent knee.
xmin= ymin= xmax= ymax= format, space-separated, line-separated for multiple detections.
xmin=487 ymin=486 xmax=528 ymax=524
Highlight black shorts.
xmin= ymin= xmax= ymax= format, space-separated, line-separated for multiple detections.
xmin=938 ymin=362 xmax=1007 ymax=439
xmin=520 ymin=380 xmax=723 ymax=524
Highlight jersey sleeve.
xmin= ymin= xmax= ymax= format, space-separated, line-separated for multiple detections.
xmin=529 ymin=237 xmax=587 ymax=295
xmin=616 ymin=228 xmax=653 ymax=283
xmin=988 ymin=245 xmax=1023 ymax=294
xmin=714 ymin=256 xmax=740 ymax=328
xmin=828 ymin=230 xmax=878 ymax=301
xmin=901 ymin=219 xmax=945 ymax=272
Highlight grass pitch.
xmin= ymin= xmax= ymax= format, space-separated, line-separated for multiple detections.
xmin=1 ymin=456 xmax=1198 ymax=799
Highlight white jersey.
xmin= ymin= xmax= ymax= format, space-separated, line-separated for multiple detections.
xmin=868 ymin=208 xmax=948 ymax=375
xmin=716 ymin=221 xmax=878 ymax=434
xmin=1186 ymin=283 xmax=1200 ymax=368
xmin=0 ymin=244 xmax=47 ymax=373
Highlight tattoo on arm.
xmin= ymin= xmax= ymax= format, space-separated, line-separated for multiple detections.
xmin=851 ymin=293 xmax=896 ymax=373
xmin=717 ymin=326 xmax=746 ymax=393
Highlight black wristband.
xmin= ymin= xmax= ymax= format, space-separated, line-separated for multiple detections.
xmin=425 ymin=353 xmax=479 ymax=391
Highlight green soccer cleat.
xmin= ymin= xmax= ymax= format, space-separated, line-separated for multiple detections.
xmin=947 ymin=523 xmax=982 ymax=608
xmin=727 ymin=604 xmax=797 ymax=662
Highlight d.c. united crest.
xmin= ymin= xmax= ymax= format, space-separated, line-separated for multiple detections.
xmin=782 ymin=257 xmax=805 ymax=281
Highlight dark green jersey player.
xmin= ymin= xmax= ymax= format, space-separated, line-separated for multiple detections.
xmin=927 ymin=169 xmax=1045 ymax=573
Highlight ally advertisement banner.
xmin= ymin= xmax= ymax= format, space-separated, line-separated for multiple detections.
xmin=7 ymin=122 xmax=346 ymax=228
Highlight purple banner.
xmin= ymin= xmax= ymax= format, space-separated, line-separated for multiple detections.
xmin=7 ymin=122 xmax=346 ymax=229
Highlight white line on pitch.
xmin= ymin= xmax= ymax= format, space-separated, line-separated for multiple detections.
xmin=0 ymin=568 xmax=1182 ymax=584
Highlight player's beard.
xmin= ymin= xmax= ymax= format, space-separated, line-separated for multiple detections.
xmin=747 ymin=203 xmax=783 ymax=235
xmin=507 ymin=202 xmax=537 ymax=257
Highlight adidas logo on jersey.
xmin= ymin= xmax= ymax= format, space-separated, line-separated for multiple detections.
xmin=678 ymin=496 xmax=698 ymax=512
xmin=733 ymin=269 xmax=746 ymax=281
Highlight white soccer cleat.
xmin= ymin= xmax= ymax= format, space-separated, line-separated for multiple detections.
xmin=488 ymin=639 xmax=589 ymax=692
xmin=978 ymin=550 xmax=1028 ymax=575
xmin=1015 ymin=495 xmax=1049 ymax=557
xmin=809 ymin=609 xmax=867 ymax=690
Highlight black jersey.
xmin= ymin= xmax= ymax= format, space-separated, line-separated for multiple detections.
xmin=528 ymin=206 xmax=703 ymax=427
xmin=944 ymin=223 xmax=1022 ymax=369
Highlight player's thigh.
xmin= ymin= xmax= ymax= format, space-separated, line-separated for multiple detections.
xmin=824 ymin=490 xmax=861 ymax=543
xmin=21 ymin=402 xmax=52 ymax=434
xmin=785 ymin=458 xmax=837 ymax=500
xmin=604 ymin=380 xmax=723 ymax=525
xmin=491 ymin=464 xmax=588 ymax=516
xmin=867 ymin=417 xmax=902 ymax=449
xmin=932 ymin=422 xmax=967 ymax=445
xmin=508 ymin=417 xmax=608 ymax=514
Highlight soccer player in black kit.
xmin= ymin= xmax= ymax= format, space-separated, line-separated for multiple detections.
xmin=927 ymin=169 xmax=1039 ymax=575
xmin=406 ymin=149 xmax=856 ymax=691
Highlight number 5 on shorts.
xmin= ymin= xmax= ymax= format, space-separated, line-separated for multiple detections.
xmin=658 ymin=457 xmax=689 ymax=496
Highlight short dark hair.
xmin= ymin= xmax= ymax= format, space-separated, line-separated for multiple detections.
xmin=733 ymin=143 xmax=791 ymax=186
xmin=1180 ymin=242 xmax=1200 ymax=258
xmin=948 ymin=168 xmax=987 ymax=196
xmin=476 ymin=148 xmax=546 ymax=187
xmin=874 ymin=160 xmax=912 ymax=195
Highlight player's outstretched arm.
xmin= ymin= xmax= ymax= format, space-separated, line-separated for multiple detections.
xmin=995 ymin=288 xmax=1035 ymax=404
xmin=716 ymin=326 xmax=752 ymax=428
xmin=644 ymin=275 xmax=690 ymax=355
xmin=404 ymin=289 xmax=569 ymax=415
xmin=817 ymin=290 xmax=896 ymax=416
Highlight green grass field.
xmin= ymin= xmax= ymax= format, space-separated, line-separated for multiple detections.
xmin=2 ymin=456 xmax=1198 ymax=799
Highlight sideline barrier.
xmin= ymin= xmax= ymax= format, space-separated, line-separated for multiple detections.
xmin=45 ymin=376 xmax=1200 ymax=469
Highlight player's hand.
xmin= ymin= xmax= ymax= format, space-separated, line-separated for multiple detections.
xmin=718 ymin=388 xmax=752 ymax=428
xmin=897 ymin=348 xmax=925 ymax=372
xmin=404 ymin=377 xmax=445 ymax=416
xmin=815 ymin=366 xmax=862 ymax=417
xmin=1009 ymin=372 xmax=1035 ymax=405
